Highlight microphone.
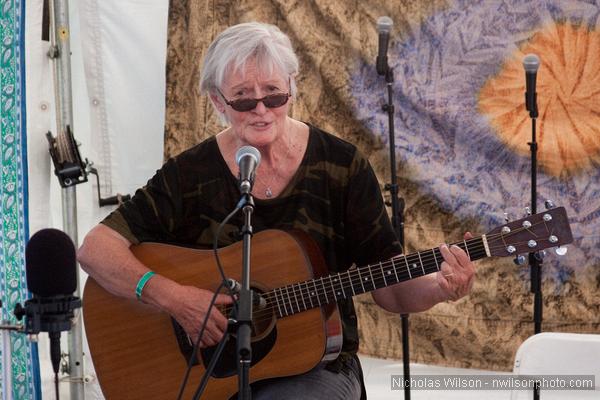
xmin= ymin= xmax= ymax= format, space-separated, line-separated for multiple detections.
xmin=376 ymin=16 xmax=393 ymax=76
xmin=26 ymin=229 xmax=77 ymax=296
xmin=226 ymin=279 xmax=267 ymax=310
xmin=14 ymin=228 xmax=82 ymax=376
xmin=235 ymin=146 xmax=261 ymax=195
xmin=523 ymin=53 xmax=540 ymax=118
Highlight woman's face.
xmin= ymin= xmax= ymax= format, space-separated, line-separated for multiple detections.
xmin=214 ymin=59 xmax=291 ymax=148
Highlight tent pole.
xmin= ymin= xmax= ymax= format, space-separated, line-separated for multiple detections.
xmin=48 ymin=0 xmax=85 ymax=398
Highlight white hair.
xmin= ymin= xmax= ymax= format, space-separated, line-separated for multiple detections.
xmin=200 ymin=22 xmax=299 ymax=124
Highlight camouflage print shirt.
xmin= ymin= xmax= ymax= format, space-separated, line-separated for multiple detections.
xmin=102 ymin=124 xmax=402 ymax=371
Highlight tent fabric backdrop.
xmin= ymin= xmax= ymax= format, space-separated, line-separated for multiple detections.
xmin=164 ymin=0 xmax=600 ymax=370
xmin=0 ymin=1 xmax=40 ymax=398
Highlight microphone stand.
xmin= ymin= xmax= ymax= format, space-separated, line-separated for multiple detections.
xmin=525 ymin=84 xmax=542 ymax=400
xmin=237 ymin=194 xmax=255 ymax=399
xmin=46 ymin=1 xmax=86 ymax=397
xmin=381 ymin=67 xmax=409 ymax=399
xmin=190 ymin=190 xmax=255 ymax=400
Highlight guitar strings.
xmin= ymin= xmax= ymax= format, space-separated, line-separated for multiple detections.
xmin=219 ymin=236 xmax=541 ymax=323
xmin=217 ymin=218 xmax=556 ymax=322
xmin=217 ymin=217 xmax=560 ymax=323
xmin=272 ymin=219 xmax=540 ymax=297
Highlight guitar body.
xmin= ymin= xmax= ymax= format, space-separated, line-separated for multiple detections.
xmin=83 ymin=206 xmax=574 ymax=399
xmin=83 ymin=230 xmax=343 ymax=400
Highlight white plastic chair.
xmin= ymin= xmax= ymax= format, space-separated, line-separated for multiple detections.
xmin=511 ymin=332 xmax=600 ymax=399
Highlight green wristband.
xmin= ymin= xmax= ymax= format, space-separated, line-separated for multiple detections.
xmin=135 ymin=271 xmax=156 ymax=300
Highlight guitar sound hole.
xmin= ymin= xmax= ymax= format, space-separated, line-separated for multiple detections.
xmin=171 ymin=287 xmax=278 ymax=378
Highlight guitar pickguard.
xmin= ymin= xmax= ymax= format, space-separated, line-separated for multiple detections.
xmin=200 ymin=325 xmax=278 ymax=378
xmin=170 ymin=288 xmax=279 ymax=378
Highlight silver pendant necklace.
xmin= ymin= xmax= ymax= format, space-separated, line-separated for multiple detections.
xmin=258 ymin=135 xmax=293 ymax=198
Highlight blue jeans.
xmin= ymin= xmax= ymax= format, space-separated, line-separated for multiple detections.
xmin=250 ymin=357 xmax=362 ymax=400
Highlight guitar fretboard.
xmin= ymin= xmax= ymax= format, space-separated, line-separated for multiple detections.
xmin=267 ymin=237 xmax=488 ymax=318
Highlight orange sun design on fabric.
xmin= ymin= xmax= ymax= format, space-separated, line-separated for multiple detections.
xmin=478 ymin=23 xmax=600 ymax=177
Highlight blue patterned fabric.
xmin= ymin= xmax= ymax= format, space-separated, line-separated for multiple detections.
xmin=1 ymin=0 xmax=41 ymax=398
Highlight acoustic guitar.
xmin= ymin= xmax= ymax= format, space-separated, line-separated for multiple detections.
xmin=83 ymin=207 xmax=572 ymax=399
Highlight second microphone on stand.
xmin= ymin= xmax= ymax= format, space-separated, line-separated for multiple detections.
xmin=376 ymin=16 xmax=393 ymax=76
xmin=523 ymin=53 xmax=540 ymax=119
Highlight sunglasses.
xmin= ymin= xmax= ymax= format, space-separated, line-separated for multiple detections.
xmin=217 ymin=88 xmax=291 ymax=112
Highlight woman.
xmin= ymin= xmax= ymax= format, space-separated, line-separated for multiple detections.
xmin=78 ymin=22 xmax=475 ymax=399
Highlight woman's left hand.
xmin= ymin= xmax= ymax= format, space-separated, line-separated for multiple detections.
xmin=436 ymin=232 xmax=476 ymax=301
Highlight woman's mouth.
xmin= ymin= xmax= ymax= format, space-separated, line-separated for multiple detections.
xmin=251 ymin=121 xmax=271 ymax=129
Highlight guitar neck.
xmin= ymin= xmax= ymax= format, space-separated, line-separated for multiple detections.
xmin=268 ymin=236 xmax=489 ymax=318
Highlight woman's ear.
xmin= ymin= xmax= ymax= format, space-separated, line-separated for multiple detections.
xmin=209 ymin=91 xmax=226 ymax=114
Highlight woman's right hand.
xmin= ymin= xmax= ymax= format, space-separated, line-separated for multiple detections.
xmin=78 ymin=225 xmax=234 ymax=348
xmin=167 ymin=285 xmax=234 ymax=348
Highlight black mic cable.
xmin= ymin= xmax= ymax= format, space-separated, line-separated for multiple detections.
xmin=176 ymin=199 xmax=246 ymax=400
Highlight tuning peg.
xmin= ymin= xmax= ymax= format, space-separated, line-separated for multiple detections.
xmin=544 ymin=199 xmax=555 ymax=210
xmin=555 ymin=246 xmax=568 ymax=256
xmin=524 ymin=207 xmax=532 ymax=216
xmin=503 ymin=212 xmax=510 ymax=223
xmin=513 ymin=255 xmax=526 ymax=265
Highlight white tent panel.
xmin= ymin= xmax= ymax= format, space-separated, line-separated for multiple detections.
xmin=26 ymin=0 xmax=55 ymax=235
xmin=79 ymin=0 xmax=167 ymax=197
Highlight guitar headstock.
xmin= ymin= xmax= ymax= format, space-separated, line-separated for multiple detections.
xmin=485 ymin=206 xmax=573 ymax=258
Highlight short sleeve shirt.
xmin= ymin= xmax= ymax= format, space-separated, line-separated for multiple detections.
xmin=102 ymin=124 xmax=402 ymax=365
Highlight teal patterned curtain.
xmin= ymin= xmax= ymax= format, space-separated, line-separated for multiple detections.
xmin=1 ymin=0 xmax=41 ymax=398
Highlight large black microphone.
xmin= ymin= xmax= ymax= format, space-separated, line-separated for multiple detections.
xmin=376 ymin=16 xmax=393 ymax=76
xmin=235 ymin=146 xmax=261 ymax=195
xmin=14 ymin=228 xmax=82 ymax=377
xmin=523 ymin=53 xmax=540 ymax=119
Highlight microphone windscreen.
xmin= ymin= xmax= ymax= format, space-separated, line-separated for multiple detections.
xmin=235 ymin=146 xmax=261 ymax=167
xmin=26 ymin=228 xmax=77 ymax=297
xmin=523 ymin=53 xmax=540 ymax=73
xmin=377 ymin=16 xmax=393 ymax=34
